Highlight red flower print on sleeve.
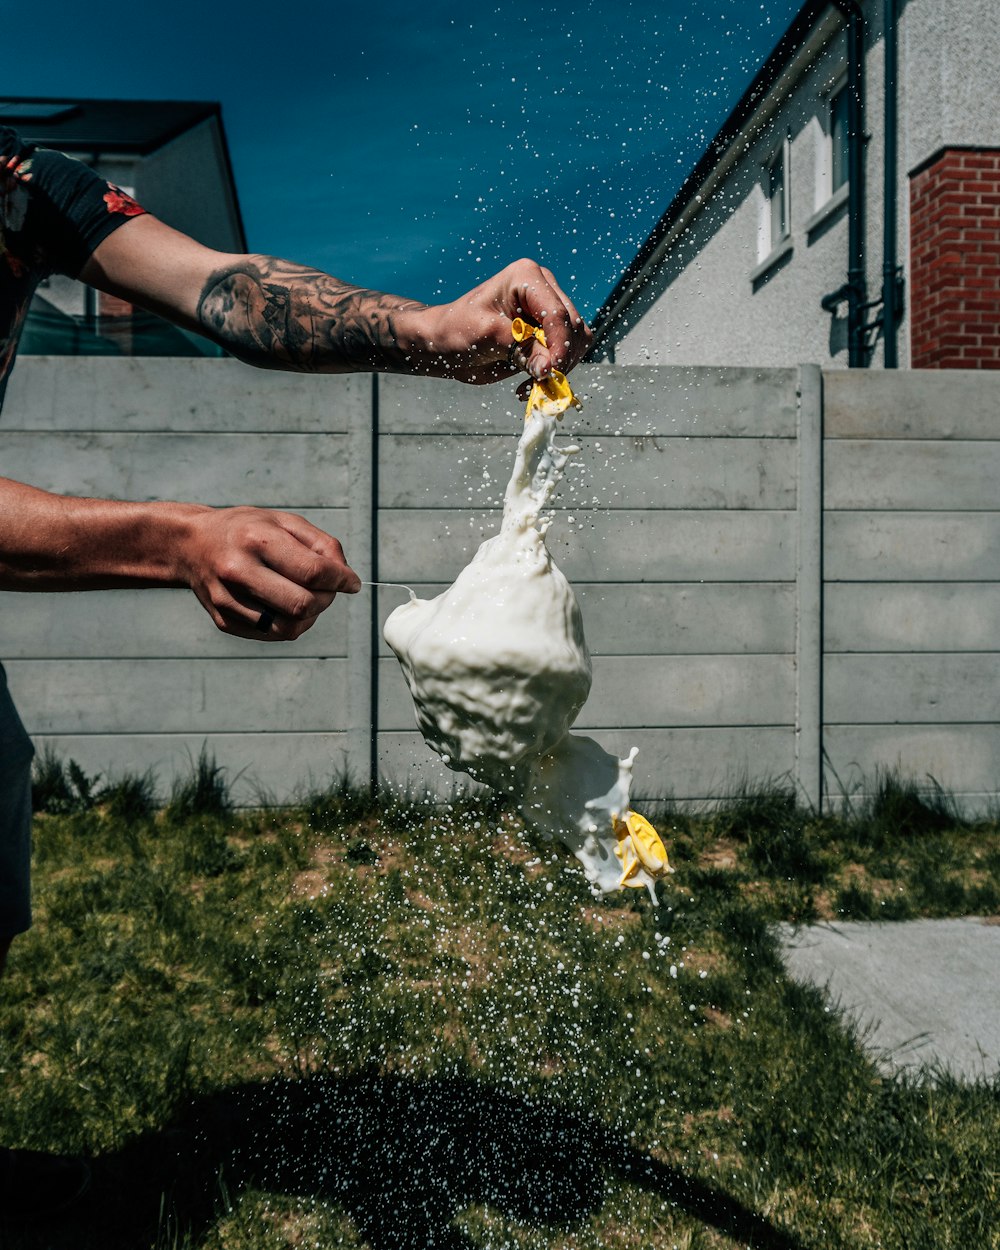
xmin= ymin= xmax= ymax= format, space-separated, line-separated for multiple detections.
xmin=103 ymin=184 xmax=145 ymax=217
xmin=2 ymin=154 xmax=32 ymax=189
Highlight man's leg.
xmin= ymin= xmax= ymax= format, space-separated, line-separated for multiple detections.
xmin=0 ymin=668 xmax=89 ymax=1216
xmin=0 ymin=662 xmax=33 ymax=948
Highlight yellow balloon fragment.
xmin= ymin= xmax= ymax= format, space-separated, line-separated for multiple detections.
xmin=511 ymin=316 xmax=547 ymax=347
xmin=612 ymin=809 xmax=673 ymax=890
xmin=511 ymin=317 xmax=582 ymax=420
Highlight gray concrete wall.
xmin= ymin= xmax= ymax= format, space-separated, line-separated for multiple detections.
xmin=2 ymin=358 xmax=998 ymax=810
xmin=822 ymin=368 xmax=1000 ymax=810
xmin=0 ymin=358 xmax=372 ymax=804
xmin=373 ymin=366 xmax=802 ymax=805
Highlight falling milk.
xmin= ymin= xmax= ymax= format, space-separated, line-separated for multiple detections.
xmin=384 ymin=332 xmax=671 ymax=902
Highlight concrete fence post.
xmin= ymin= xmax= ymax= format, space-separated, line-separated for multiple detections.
xmin=796 ymin=364 xmax=824 ymax=810
xmin=344 ymin=374 xmax=376 ymax=788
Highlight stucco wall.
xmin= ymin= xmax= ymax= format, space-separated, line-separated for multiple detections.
xmin=607 ymin=0 xmax=1000 ymax=372
xmin=612 ymin=15 xmax=888 ymax=369
xmin=901 ymin=0 xmax=1000 ymax=171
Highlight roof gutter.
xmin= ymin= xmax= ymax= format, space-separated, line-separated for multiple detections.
xmin=822 ymin=0 xmax=868 ymax=367
xmin=881 ymin=0 xmax=901 ymax=366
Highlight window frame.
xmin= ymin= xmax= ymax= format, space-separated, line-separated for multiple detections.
xmin=828 ymin=77 xmax=850 ymax=197
xmin=758 ymin=134 xmax=792 ymax=260
xmin=812 ymin=68 xmax=850 ymax=212
xmin=752 ymin=134 xmax=794 ymax=284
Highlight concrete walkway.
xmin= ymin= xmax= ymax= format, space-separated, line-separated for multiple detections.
xmin=778 ymin=918 xmax=1000 ymax=1080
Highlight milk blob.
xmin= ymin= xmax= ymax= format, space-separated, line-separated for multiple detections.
xmin=384 ymin=407 xmax=671 ymax=900
xmin=383 ymin=412 xmax=591 ymax=786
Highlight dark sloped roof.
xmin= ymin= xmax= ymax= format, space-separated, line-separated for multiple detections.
xmin=0 ymin=97 xmax=221 ymax=154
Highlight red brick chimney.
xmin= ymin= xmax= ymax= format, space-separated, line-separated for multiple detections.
xmin=909 ymin=148 xmax=1000 ymax=369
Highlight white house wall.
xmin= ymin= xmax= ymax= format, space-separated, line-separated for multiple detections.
xmin=901 ymin=0 xmax=1000 ymax=170
xmin=612 ymin=19 xmax=893 ymax=369
xmin=609 ymin=0 xmax=1000 ymax=371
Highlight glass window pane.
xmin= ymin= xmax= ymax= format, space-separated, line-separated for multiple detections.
xmin=831 ymin=87 xmax=850 ymax=190
xmin=769 ymin=152 xmax=785 ymax=244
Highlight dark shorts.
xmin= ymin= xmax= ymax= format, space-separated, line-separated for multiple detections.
xmin=0 ymin=662 xmax=33 ymax=937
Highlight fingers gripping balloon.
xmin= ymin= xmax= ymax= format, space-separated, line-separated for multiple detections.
xmin=510 ymin=317 xmax=583 ymax=419
xmin=384 ymin=320 xmax=671 ymax=901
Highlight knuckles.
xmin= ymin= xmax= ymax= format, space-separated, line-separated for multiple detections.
xmin=215 ymin=556 xmax=248 ymax=586
xmin=286 ymin=589 xmax=336 ymax=621
xmin=300 ymin=552 xmax=350 ymax=593
xmin=274 ymin=615 xmax=316 ymax=642
xmin=285 ymin=591 xmax=315 ymax=622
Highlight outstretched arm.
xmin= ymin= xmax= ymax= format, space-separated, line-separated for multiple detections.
xmin=80 ymin=215 xmax=592 ymax=384
xmin=0 ymin=477 xmax=360 ymax=642
xmin=48 ymin=212 xmax=591 ymax=640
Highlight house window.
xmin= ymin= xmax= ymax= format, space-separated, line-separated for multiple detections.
xmin=767 ymin=142 xmax=789 ymax=248
xmin=830 ymin=84 xmax=850 ymax=192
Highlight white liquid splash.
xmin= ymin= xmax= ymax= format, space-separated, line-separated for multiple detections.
xmin=384 ymin=410 xmax=670 ymax=902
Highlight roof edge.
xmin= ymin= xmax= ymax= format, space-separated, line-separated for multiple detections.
xmin=211 ymin=106 xmax=249 ymax=253
xmin=140 ymin=100 xmax=222 ymax=157
xmin=0 ymin=97 xmax=222 ymax=156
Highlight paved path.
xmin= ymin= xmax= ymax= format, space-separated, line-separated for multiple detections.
xmin=778 ymin=917 xmax=1000 ymax=1080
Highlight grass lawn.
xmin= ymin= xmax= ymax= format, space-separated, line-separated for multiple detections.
xmin=3 ymin=757 xmax=1000 ymax=1249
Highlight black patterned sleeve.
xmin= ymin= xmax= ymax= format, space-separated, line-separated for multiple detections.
xmin=14 ymin=144 xmax=147 ymax=279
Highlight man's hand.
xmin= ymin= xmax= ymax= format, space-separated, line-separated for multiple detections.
xmin=0 ymin=479 xmax=360 ymax=642
xmin=405 ymin=258 xmax=594 ymax=387
xmin=178 ymin=506 xmax=361 ymax=641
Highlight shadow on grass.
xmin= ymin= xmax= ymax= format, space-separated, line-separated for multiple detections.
xmin=18 ymin=1073 xmax=802 ymax=1250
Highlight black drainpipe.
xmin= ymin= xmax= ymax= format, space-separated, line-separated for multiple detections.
xmin=882 ymin=0 xmax=900 ymax=366
xmin=823 ymin=0 xmax=867 ymax=367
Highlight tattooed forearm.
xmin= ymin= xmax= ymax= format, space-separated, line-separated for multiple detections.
xmin=196 ymin=256 xmax=427 ymax=373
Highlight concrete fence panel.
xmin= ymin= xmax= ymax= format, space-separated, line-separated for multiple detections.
xmin=0 ymin=359 xmax=369 ymax=802
xmin=374 ymin=365 xmax=802 ymax=803
xmin=822 ymin=368 xmax=1000 ymax=810
xmin=2 ymin=358 xmax=998 ymax=810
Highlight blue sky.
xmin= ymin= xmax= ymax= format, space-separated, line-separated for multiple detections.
xmin=3 ymin=0 xmax=803 ymax=319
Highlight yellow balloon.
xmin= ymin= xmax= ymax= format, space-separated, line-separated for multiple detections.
xmin=612 ymin=809 xmax=672 ymax=889
xmin=510 ymin=318 xmax=582 ymax=420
